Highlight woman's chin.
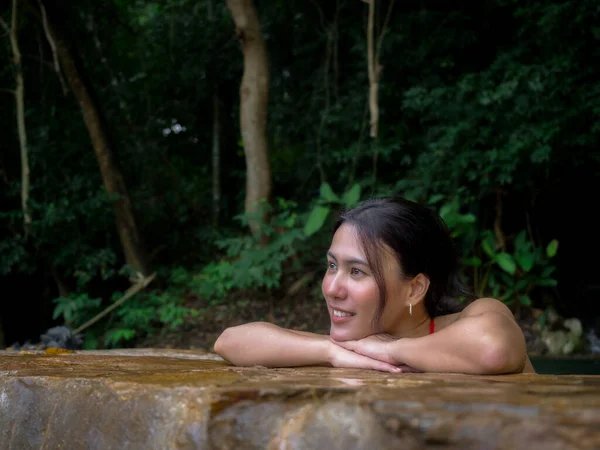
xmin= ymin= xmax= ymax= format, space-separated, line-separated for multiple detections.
xmin=329 ymin=326 xmax=368 ymax=342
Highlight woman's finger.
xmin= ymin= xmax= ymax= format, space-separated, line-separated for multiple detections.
xmin=395 ymin=364 xmax=423 ymax=373
xmin=349 ymin=351 xmax=401 ymax=373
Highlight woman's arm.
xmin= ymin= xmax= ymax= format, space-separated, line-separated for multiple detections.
xmin=391 ymin=309 xmax=527 ymax=374
xmin=213 ymin=321 xmax=403 ymax=372
xmin=334 ymin=298 xmax=529 ymax=375
xmin=214 ymin=322 xmax=330 ymax=367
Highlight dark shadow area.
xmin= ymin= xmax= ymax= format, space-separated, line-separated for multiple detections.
xmin=531 ymin=356 xmax=600 ymax=375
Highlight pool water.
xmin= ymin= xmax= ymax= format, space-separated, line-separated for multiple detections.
xmin=530 ymin=356 xmax=600 ymax=375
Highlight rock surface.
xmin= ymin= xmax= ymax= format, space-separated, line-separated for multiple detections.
xmin=1 ymin=349 xmax=599 ymax=449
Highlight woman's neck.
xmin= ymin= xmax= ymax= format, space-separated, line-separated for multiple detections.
xmin=388 ymin=311 xmax=431 ymax=338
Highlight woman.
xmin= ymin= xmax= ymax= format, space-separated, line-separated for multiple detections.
xmin=214 ymin=197 xmax=535 ymax=374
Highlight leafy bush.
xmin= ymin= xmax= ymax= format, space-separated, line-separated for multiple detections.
xmin=52 ymin=266 xmax=199 ymax=348
xmin=192 ymin=198 xmax=306 ymax=302
xmin=438 ymin=198 xmax=558 ymax=309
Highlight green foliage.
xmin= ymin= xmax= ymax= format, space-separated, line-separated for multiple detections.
xmin=304 ymin=183 xmax=362 ymax=237
xmin=1 ymin=0 xmax=597 ymax=348
xmin=193 ymin=199 xmax=306 ymax=302
xmin=439 ymin=200 xmax=559 ymax=309
xmin=51 ymin=266 xmax=199 ymax=348
xmin=395 ymin=1 xmax=600 ymax=204
xmin=52 ymin=294 xmax=102 ymax=327
xmin=437 ymin=198 xmax=477 ymax=239
xmin=304 ymin=205 xmax=330 ymax=238
xmin=105 ymin=285 xmax=198 ymax=348
xmin=104 ymin=328 xmax=137 ymax=347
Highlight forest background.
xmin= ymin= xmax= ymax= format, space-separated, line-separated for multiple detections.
xmin=1 ymin=0 xmax=598 ymax=355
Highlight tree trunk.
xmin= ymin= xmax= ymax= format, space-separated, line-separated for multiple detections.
xmin=365 ymin=0 xmax=395 ymax=184
xmin=39 ymin=2 xmax=150 ymax=276
xmin=366 ymin=0 xmax=378 ymax=139
xmin=1 ymin=0 xmax=32 ymax=235
xmin=226 ymin=0 xmax=271 ymax=237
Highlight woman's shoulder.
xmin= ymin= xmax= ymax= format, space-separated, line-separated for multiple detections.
xmin=433 ymin=312 xmax=461 ymax=332
xmin=458 ymin=297 xmax=515 ymax=319
xmin=435 ymin=297 xmax=515 ymax=332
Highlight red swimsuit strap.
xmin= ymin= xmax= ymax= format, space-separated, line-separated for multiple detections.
xmin=429 ymin=318 xmax=435 ymax=334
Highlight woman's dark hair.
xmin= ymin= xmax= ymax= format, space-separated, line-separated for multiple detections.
xmin=333 ymin=197 xmax=473 ymax=329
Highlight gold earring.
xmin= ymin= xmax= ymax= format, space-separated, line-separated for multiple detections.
xmin=409 ymin=303 xmax=412 ymax=316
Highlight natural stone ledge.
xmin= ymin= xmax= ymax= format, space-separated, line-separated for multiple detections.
xmin=1 ymin=349 xmax=599 ymax=449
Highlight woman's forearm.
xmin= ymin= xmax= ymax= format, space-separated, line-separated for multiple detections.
xmin=213 ymin=322 xmax=331 ymax=367
xmin=390 ymin=312 xmax=527 ymax=374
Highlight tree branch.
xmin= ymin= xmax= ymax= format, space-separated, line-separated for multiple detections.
xmin=38 ymin=0 xmax=68 ymax=95
xmin=73 ymin=273 xmax=157 ymax=335
xmin=367 ymin=0 xmax=378 ymax=138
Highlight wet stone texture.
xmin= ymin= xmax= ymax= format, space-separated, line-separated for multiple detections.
xmin=1 ymin=349 xmax=599 ymax=450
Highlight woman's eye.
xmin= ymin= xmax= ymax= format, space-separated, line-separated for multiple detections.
xmin=350 ymin=268 xmax=362 ymax=276
xmin=327 ymin=261 xmax=336 ymax=270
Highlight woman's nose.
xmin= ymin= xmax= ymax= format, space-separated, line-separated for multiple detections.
xmin=323 ymin=273 xmax=347 ymax=299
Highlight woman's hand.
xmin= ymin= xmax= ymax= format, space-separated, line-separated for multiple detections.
xmin=331 ymin=335 xmax=423 ymax=373
xmin=327 ymin=340 xmax=404 ymax=373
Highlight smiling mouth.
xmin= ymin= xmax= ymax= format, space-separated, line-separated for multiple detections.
xmin=332 ymin=309 xmax=356 ymax=318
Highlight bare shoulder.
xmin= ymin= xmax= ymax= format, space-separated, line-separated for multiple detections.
xmin=432 ymin=298 xmax=515 ymax=332
xmin=457 ymin=298 xmax=535 ymax=373
xmin=432 ymin=312 xmax=461 ymax=331
xmin=458 ymin=297 xmax=515 ymax=320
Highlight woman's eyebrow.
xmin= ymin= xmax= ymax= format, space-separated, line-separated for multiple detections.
xmin=327 ymin=251 xmax=368 ymax=267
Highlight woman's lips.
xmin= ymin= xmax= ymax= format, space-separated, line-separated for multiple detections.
xmin=331 ymin=308 xmax=356 ymax=324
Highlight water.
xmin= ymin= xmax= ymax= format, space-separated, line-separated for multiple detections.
xmin=531 ymin=356 xmax=600 ymax=375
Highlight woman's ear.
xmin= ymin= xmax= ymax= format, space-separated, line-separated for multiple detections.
xmin=408 ymin=273 xmax=430 ymax=304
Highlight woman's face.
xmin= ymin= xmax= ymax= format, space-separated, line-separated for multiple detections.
xmin=322 ymin=223 xmax=409 ymax=341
